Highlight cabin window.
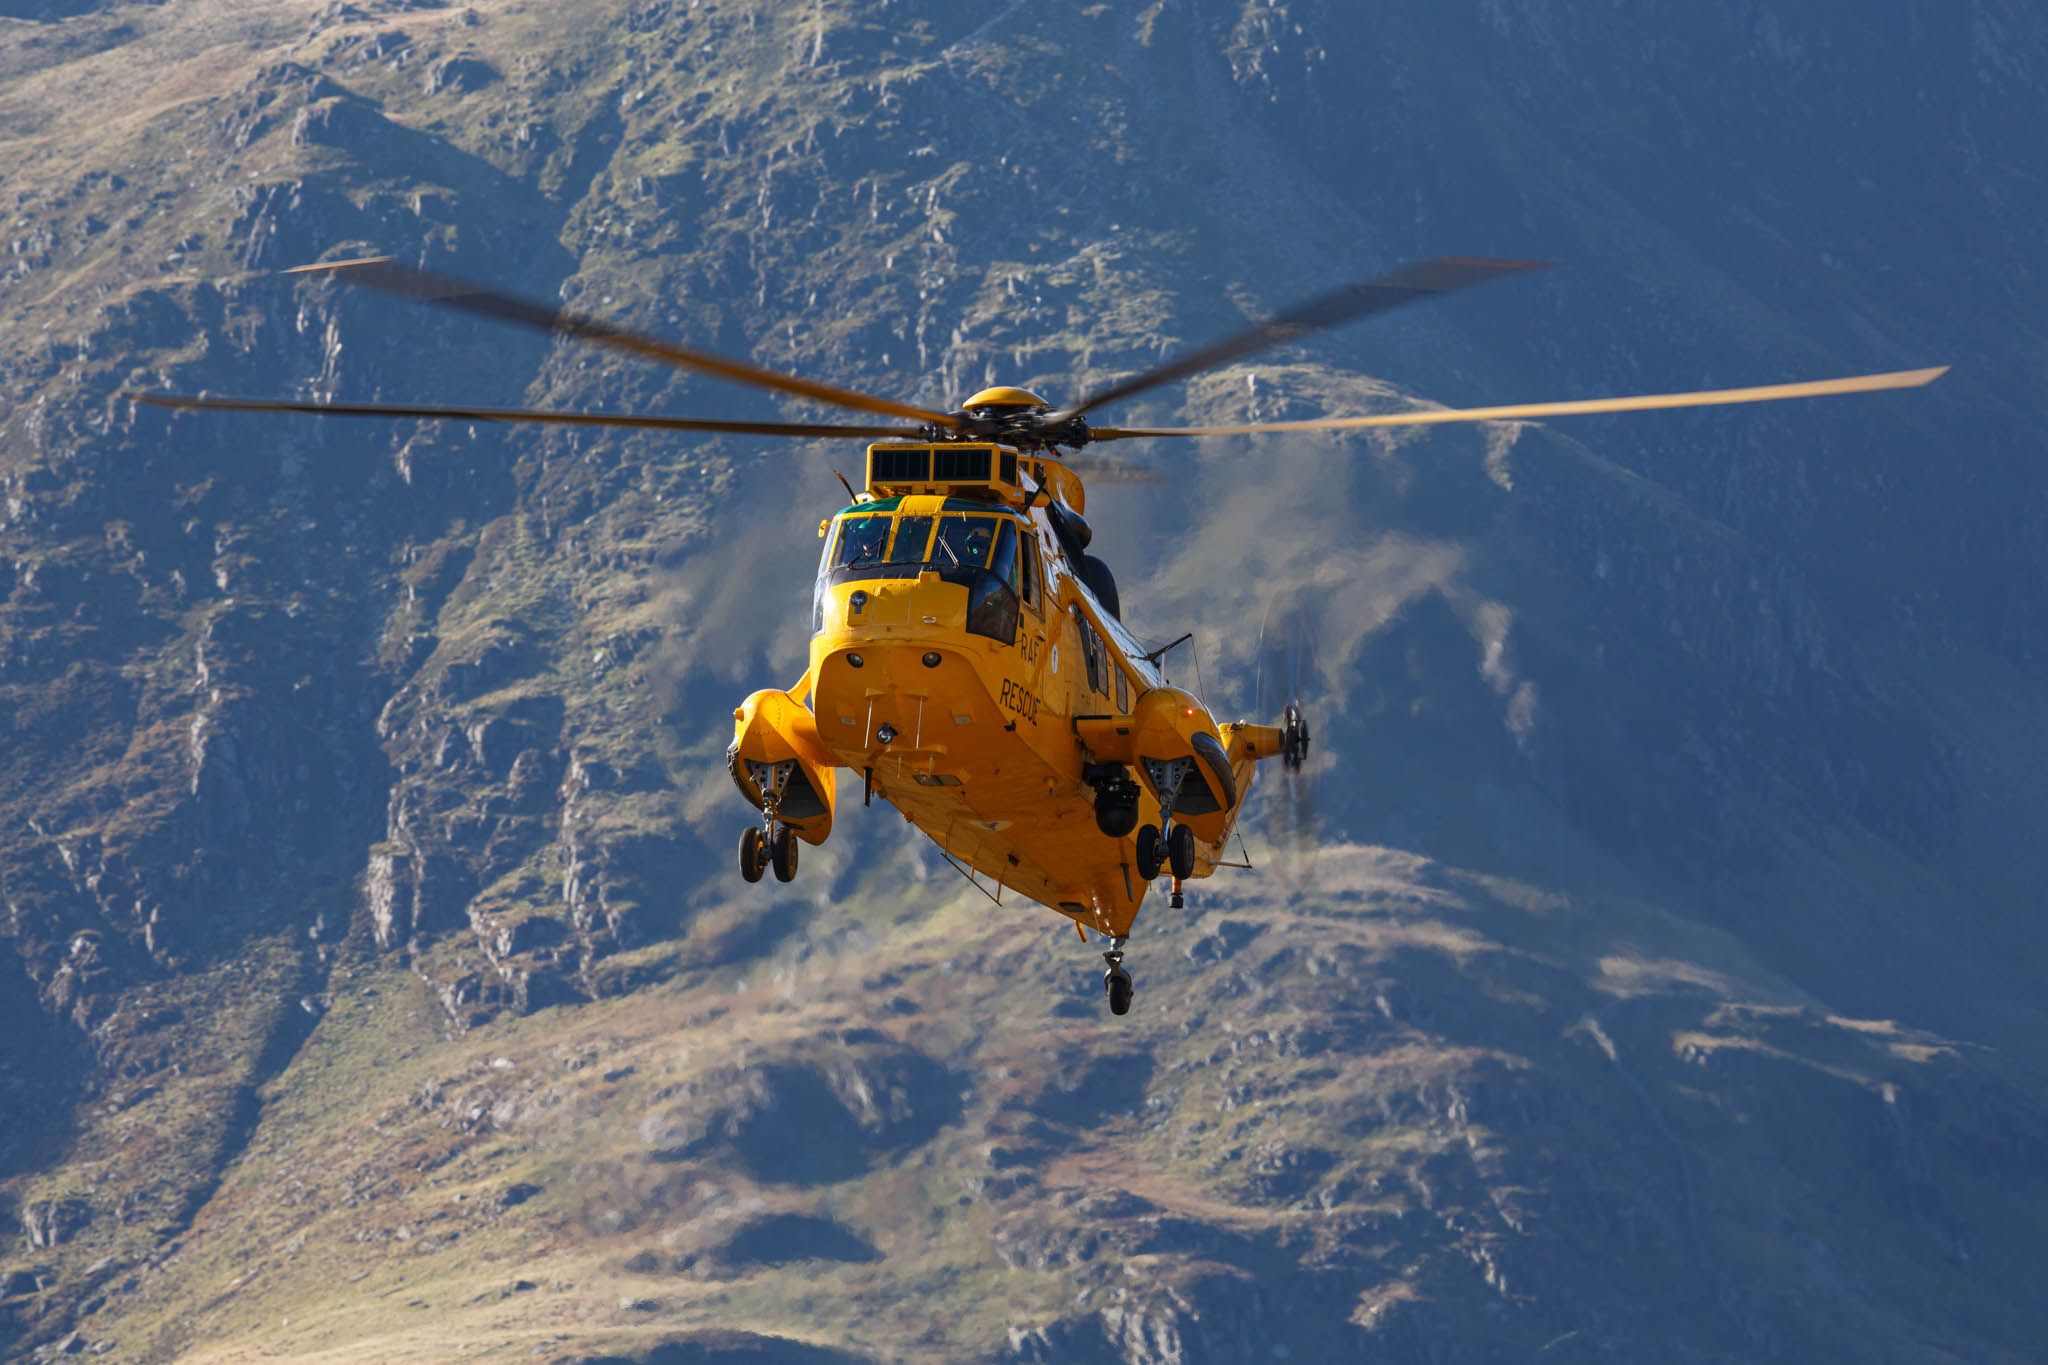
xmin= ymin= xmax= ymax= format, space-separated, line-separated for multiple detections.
xmin=1114 ymin=665 xmax=1128 ymax=713
xmin=831 ymin=515 xmax=891 ymax=570
xmin=1072 ymin=606 xmax=1107 ymax=697
xmin=1019 ymin=536 xmax=1040 ymax=611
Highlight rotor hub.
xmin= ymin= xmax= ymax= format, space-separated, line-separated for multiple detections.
xmin=925 ymin=407 xmax=1092 ymax=452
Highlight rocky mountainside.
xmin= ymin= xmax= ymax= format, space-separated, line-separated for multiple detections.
xmin=3 ymin=0 xmax=2046 ymax=1361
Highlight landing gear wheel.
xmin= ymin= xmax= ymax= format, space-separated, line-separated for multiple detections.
xmin=738 ymin=826 xmax=767 ymax=883
xmin=1135 ymin=824 xmax=1162 ymax=881
xmin=1167 ymin=823 xmax=1196 ymax=880
xmin=1103 ymin=966 xmax=1134 ymax=1016
xmin=769 ymin=825 xmax=799 ymax=883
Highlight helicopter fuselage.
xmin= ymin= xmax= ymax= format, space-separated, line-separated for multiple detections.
xmin=730 ymin=443 xmax=1287 ymax=938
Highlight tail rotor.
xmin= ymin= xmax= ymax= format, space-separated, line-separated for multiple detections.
xmin=1280 ymin=699 xmax=1311 ymax=771
xmin=1254 ymin=597 xmax=1323 ymax=889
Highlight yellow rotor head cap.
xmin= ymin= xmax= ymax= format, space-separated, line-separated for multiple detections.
xmin=962 ymin=386 xmax=1049 ymax=410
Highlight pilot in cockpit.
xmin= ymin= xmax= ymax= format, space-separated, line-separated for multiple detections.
xmin=835 ymin=516 xmax=890 ymax=568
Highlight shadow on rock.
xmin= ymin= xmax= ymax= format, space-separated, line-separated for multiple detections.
xmin=641 ymin=1042 xmax=963 ymax=1186
xmin=716 ymin=1212 xmax=882 ymax=1269
xmin=572 ymin=1330 xmax=872 ymax=1364
xmin=1023 ymin=1048 xmax=1155 ymax=1130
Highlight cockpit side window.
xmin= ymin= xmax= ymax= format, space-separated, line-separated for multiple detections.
xmin=831 ymin=515 xmax=891 ymax=570
xmin=989 ymin=520 xmax=1020 ymax=596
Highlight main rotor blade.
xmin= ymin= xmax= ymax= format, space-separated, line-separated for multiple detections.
xmin=1055 ymin=257 xmax=1547 ymax=420
xmin=1087 ymin=366 xmax=1949 ymax=441
xmin=124 ymin=391 xmax=918 ymax=439
xmin=283 ymin=256 xmax=956 ymax=427
xmin=1061 ymin=456 xmax=1171 ymax=486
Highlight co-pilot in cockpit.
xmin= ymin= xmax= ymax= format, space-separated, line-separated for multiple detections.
xmin=814 ymin=500 xmax=1035 ymax=644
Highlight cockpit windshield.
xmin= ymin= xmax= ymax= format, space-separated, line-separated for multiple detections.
xmin=829 ymin=509 xmax=1013 ymax=574
xmin=816 ymin=504 xmax=1026 ymax=644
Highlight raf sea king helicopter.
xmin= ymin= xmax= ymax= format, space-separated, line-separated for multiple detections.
xmin=131 ymin=256 xmax=1945 ymax=1016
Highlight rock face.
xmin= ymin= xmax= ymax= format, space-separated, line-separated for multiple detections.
xmin=3 ymin=0 xmax=2048 ymax=1362
xmin=20 ymin=1200 xmax=87 ymax=1250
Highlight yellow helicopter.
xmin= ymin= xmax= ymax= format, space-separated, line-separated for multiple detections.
xmin=130 ymin=256 xmax=1944 ymax=1015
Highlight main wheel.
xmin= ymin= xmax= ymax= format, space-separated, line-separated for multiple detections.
xmin=1104 ymin=967 xmax=1134 ymax=1016
xmin=1135 ymin=824 xmax=1162 ymax=881
xmin=1167 ymin=822 xmax=1196 ymax=880
xmin=769 ymin=825 xmax=799 ymax=883
xmin=738 ymin=826 xmax=767 ymax=883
